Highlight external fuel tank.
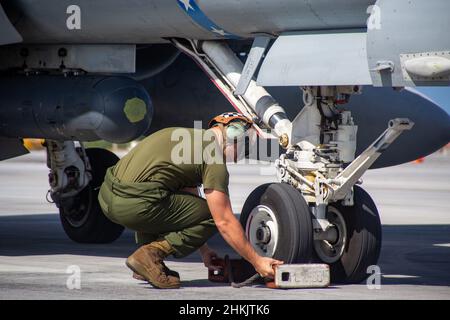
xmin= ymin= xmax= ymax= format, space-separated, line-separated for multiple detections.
xmin=0 ymin=75 xmax=153 ymax=143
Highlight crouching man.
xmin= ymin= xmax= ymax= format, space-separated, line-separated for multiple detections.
xmin=98 ymin=112 xmax=282 ymax=289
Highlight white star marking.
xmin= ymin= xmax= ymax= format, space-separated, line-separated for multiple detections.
xmin=178 ymin=0 xmax=194 ymax=11
xmin=211 ymin=27 xmax=228 ymax=36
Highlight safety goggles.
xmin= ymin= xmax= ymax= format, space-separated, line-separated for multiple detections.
xmin=225 ymin=121 xmax=251 ymax=142
xmin=226 ymin=121 xmax=252 ymax=158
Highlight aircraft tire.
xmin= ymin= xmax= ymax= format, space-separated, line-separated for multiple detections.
xmin=240 ymin=183 xmax=313 ymax=263
xmin=59 ymin=148 xmax=124 ymax=243
xmin=314 ymin=186 xmax=382 ymax=284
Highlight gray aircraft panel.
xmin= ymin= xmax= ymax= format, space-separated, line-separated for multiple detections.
xmin=197 ymin=0 xmax=374 ymax=37
xmin=257 ymin=31 xmax=372 ymax=86
xmin=367 ymin=0 xmax=450 ymax=87
xmin=0 ymin=4 xmax=22 ymax=45
xmin=2 ymin=0 xmax=374 ymax=43
xmin=2 ymin=0 xmax=214 ymax=43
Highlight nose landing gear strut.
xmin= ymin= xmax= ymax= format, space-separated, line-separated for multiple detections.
xmin=178 ymin=39 xmax=414 ymax=283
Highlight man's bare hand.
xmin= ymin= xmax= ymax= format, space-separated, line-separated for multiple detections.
xmin=253 ymin=256 xmax=284 ymax=278
xmin=205 ymin=189 xmax=284 ymax=277
xmin=200 ymin=247 xmax=221 ymax=271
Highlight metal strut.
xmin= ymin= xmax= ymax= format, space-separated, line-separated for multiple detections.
xmin=329 ymin=118 xmax=414 ymax=201
xmin=45 ymin=140 xmax=91 ymax=206
xmin=171 ymin=39 xmax=292 ymax=145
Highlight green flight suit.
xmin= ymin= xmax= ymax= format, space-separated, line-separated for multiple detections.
xmin=98 ymin=127 xmax=229 ymax=258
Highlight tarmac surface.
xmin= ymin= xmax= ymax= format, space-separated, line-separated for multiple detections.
xmin=0 ymin=150 xmax=449 ymax=300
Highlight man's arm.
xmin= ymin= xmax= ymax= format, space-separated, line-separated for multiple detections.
xmin=204 ymin=189 xmax=283 ymax=277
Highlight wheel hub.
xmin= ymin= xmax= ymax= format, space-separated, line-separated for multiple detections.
xmin=61 ymin=185 xmax=92 ymax=228
xmin=314 ymin=206 xmax=347 ymax=264
xmin=245 ymin=205 xmax=279 ymax=257
xmin=256 ymin=224 xmax=271 ymax=244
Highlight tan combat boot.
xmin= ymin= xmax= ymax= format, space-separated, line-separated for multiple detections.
xmin=126 ymin=239 xmax=181 ymax=289
xmin=133 ymin=262 xmax=180 ymax=281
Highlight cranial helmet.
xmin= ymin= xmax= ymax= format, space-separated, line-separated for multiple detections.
xmin=208 ymin=112 xmax=253 ymax=142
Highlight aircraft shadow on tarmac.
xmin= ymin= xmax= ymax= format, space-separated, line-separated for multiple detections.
xmin=0 ymin=213 xmax=449 ymax=287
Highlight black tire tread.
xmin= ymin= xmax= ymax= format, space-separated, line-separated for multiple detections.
xmin=325 ymin=186 xmax=382 ymax=284
xmin=240 ymin=183 xmax=313 ymax=263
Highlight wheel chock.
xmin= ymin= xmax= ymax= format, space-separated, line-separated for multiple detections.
xmin=266 ymin=264 xmax=330 ymax=289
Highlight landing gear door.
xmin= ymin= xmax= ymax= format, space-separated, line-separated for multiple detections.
xmin=0 ymin=4 xmax=22 ymax=45
xmin=367 ymin=0 xmax=450 ymax=87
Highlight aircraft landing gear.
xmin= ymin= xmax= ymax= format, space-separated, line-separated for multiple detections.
xmin=239 ymin=85 xmax=411 ymax=283
xmin=240 ymin=184 xmax=381 ymax=284
xmin=176 ymin=39 xmax=412 ymax=284
xmin=46 ymin=142 xmax=124 ymax=243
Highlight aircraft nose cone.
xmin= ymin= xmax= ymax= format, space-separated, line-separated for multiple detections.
xmin=347 ymin=87 xmax=450 ymax=169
